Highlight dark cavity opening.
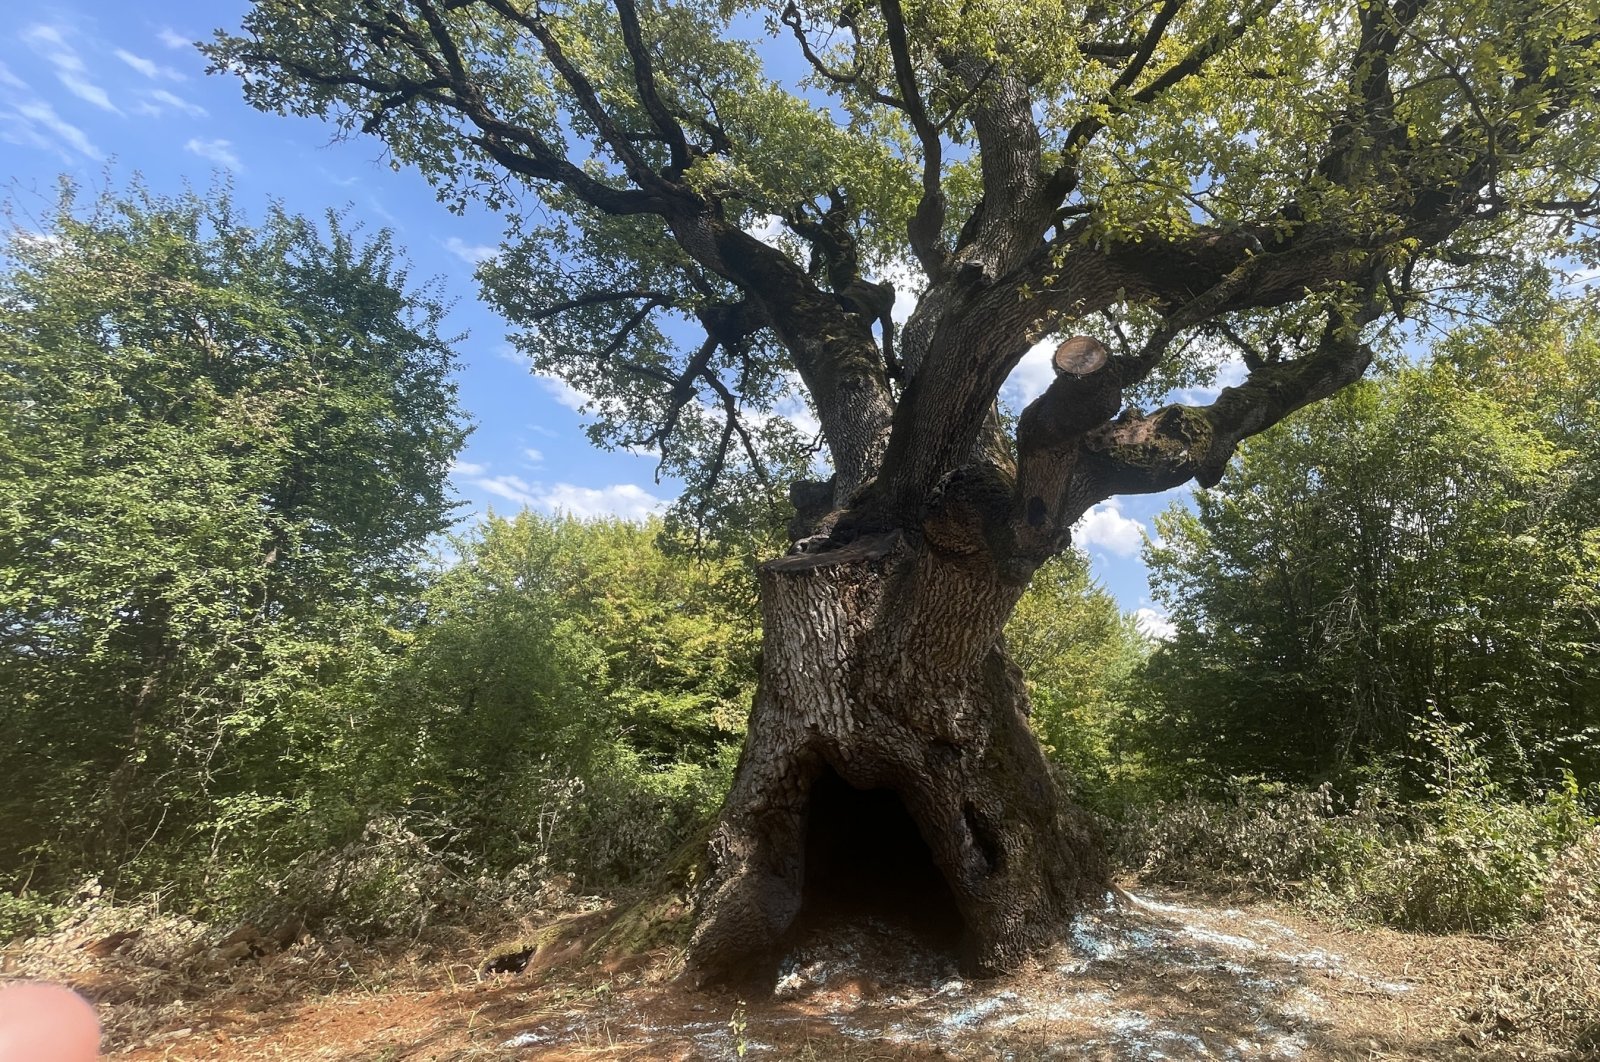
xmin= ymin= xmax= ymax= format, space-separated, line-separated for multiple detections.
xmin=794 ymin=766 xmax=963 ymax=948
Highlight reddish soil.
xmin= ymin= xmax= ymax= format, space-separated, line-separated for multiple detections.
xmin=6 ymin=888 xmax=1540 ymax=1060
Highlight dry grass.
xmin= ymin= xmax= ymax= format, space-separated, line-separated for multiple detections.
xmin=0 ymin=879 xmax=609 ymax=1055
xmin=1473 ymin=827 xmax=1600 ymax=1054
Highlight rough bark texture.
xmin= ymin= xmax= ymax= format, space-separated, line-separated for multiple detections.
xmin=686 ymin=531 xmax=1107 ymax=983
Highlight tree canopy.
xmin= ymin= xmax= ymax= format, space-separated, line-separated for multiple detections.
xmin=211 ymin=0 xmax=1600 ymax=555
xmin=0 ymin=181 xmax=467 ymax=906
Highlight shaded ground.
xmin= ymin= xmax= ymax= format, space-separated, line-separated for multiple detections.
xmin=20 ymin=886 xmax=1533 ymax=1061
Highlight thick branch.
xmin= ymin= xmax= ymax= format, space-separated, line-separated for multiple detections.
xmin=1070 ymin=297 xmax=1382 ymax=512
xmin=612 ymin=0 xmax=693 ymax=178
xmin=881 ymin=0 xmax=948 ymax=275
xmin=951 ymin=60 xmax=1049 ymax=272
xmin=478 ymin=0 xmax=681 ymax=198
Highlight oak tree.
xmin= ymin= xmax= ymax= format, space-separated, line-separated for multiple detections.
xmin=211 ymin=0 xmax=1600 ymax=979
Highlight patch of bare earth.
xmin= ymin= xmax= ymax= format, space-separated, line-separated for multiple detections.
xmin=5 ymin=887 xmax=1553 ymax=1060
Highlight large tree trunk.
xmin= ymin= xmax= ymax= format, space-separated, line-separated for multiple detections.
xmin=686 ymin=530 xmax=1108 ymax=983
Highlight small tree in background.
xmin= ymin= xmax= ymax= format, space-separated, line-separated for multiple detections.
xmin=1006 ymin=551 xmax=1147 ymax=807
xmin=0 ymin=181 xmax=468 ymax=925
xmin=383 ymin=512 xmax=760 ymax=887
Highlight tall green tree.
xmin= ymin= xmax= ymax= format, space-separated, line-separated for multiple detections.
xmin=1143 ymin=325 xmax=1600 ymax=792
xmin=0 ymin=182 xmax=468 ymax=911
xmin=212 ymin=0 xmax=1600 ymax=978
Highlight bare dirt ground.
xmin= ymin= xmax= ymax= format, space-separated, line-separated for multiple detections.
xmin=2 ymin=886 xmax=1554 ymax=1060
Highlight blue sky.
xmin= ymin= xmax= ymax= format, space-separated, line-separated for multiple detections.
xmin=0 ymin=1 xmax=1191 ymax=632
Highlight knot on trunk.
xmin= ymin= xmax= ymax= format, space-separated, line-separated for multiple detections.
xmin=923 ymin=462 xmax=1015 ymax=559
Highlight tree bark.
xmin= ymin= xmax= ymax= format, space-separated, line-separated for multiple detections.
xmin=686 ymin=530 xmax=1108 ymax=983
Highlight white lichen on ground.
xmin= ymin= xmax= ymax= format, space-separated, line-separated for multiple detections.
xmin=497 ymin=888 xmax=1423 ymax=1059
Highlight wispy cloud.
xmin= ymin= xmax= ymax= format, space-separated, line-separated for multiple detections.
xmin=522 ymin=448 xmax=544 ymax=465
xmin=449 ymin=460 xmax=488 ymax=477
xmin=444 ymin=236 xmax=496 ymax=265
xmin=11 ymin=99 xmax=98 ymax=158
xmin=319 ymin=168 xmax=359 ymax=188
xmin=22 ymin=24 xmax=121 ymax=115
xmin=185 ymin=137 xmax=242 ymax=170
xmin=0 ymin=61 xmax=27 ymax=91
xmin=141 ymin=88 xmax=206 ymax=118
xmin=535 ymin=374 xmax=590 ymax=413
xmin=156 ymin=28 xmax=194 ymax=50
xmin=59 ymin=73 xmax=119 ymax=113
xmin=115 ymin=48 xmax=184 ymax=81
xmin=21 ymin=25 xmax=77 ymax=65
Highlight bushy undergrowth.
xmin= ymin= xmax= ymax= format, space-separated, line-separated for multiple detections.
xmin=1117 ymin=773 xmax=1597 ymax=934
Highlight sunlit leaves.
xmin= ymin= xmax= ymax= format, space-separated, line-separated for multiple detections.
xmin=0 ymin=179 xmax=468 ymax=905
xmin=1142 ymin=311 xmax=1600 ymax=790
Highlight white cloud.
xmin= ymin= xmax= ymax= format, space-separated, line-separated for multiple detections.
xmin=449 ymin=460 xmax=487 ymax=477
xmin=157 ymin=28 xmax=193 ymax=50
xmin=745 ymin=212 xmax=784 ymax=247
xmin=0 ymin=61 xmax=27 ymax=91
xmin=769 ymin=373 xmax=821 ymax=439
xmin=143 ymin=88 xmax=206 ymax=118
xmin=12 ymin=100 xmax=98 ymax=158
xmin=535 ymin=373 xmax=590 ymax=412
xmin=471 ymin=474 xmax=669 ymax=521
xmin=444 ymin=236 xmax=496 ymax=265
xmin=1073 ymin=500 xmax=1147 ymax=556
xmin=1002 ymin=337 xmax=1058 ymax=410
xmin=1217 ymin=356 xmax=1248 ymax=389
xmin=522 ymin=448 xmax=544 ymax=465
xmin=475 ymin=474 xmax=539 ymax=507
xmin=877 ymin=258 xmax=925 ymax=326
xmin=58 ymin=73 xmax=119 ymax=113
xmin=0 ymin=111 xmax=58 ymax=157
xmin=535 ymin=482 xmax=668 ymax=521
xmin=1134 ymin=608 xmax=1176 ymax=641
xmin=1174 ymin=355 xmax=1250 ymax=406
xmin=22 ymin=25 xmax=77 ymax=66
xmin=8 ymin=231 xmax=67 ymax=263
xmin=115 ymin=48 xmax=183 ymax=81
xmin=21 ymin=25 xmax=120 ymax=114
xmin=185 ymin=137 xmax=242 ymax=170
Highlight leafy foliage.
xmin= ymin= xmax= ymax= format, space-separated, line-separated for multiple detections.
xmin=1121 ymin=771 xmax=1597 ymax=933
xmin=377 ymin=512 xmax=757 ymax=892
xmin=1142 ymin=317 xmax=1600 ymax=794
xmin=208 ymin=0 xmax=1600 ymax=545
xmin=1006 ymin=550 xmax=1148 ymax=805
xmin=0 ymin=180 xmax=467 ymax=930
